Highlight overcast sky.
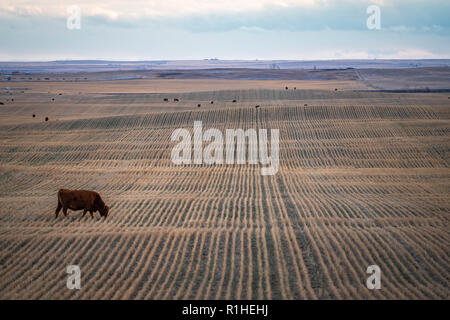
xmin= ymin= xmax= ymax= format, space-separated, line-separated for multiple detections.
xmin=0 ymin=0 xmax=449 ymax=61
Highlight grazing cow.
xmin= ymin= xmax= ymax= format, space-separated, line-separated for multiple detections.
xmin=232 ymin=99 xmax=237 ymax=103
xmin=55 ymin=189 xmax=110 ymax=220
xmin=294 ymin=87 xmax=296 ymax=90
xmin=285 ymin=86 xmax=288 ymax=90
xmin=255 ymin=105 xmax=260 ymax=109
xmin=0 ymin=102 xmax=3 ymax=105
xmin=174 ymin=98 xmax=179 ymax=102
xmin=52 ymin=98 xmax=55 ymax=101
xmin=335 ymin=88 xmax=338 ymax=91
xmin=304 ymin=104 xmax=308 ymax=106
xmin=163 ymin=98 xmax=168 ymax=101
xmin=32 ymin=114 xmax=36 ymax=118
xmin=211 ymin=101 xmax=214 ymax=104
xmin=197 ymin=104 xmax=201 ymax=107
xmin=45 ymin=117 xmax=49 ymax=121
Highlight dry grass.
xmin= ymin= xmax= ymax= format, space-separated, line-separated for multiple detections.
xmin=0 ymin=79 xmax=449 ymax=299
xmin=2 ymin=79 xmax=365 ymax=94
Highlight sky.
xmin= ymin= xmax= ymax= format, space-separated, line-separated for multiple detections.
xmin=0 ymin=0 xmax=449 ymax=61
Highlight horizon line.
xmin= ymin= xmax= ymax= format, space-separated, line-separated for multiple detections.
xmin=2 ymin=58 xmax=450 ymax=63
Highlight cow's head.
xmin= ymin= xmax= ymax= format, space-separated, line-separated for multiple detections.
xmin=99 ymin=205 xmax=110 ymax=220
xmin=94 ymin=193 xmax=109 ymax=220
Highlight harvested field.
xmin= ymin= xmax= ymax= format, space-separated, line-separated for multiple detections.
xmin=0 ymin=78 xmax=449 ymax=299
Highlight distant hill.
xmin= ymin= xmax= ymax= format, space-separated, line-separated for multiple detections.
xmin=1 ymin=59 xmax=450 ymax=74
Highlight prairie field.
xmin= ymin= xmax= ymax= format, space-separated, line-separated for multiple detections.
xmin=0 ymin=75 xmax=449 ymax=299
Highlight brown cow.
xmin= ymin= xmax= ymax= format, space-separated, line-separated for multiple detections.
xmin=55 ymin=189 xmax=110 ymax=220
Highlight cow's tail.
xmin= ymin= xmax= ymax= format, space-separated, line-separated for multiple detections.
xmin=55 ymin=190 xmax=63 ymax=218
xmin=57 ymin=190 xmax=63 ymax=205
xmin=55 ymin=199 xmax=62 ymax=210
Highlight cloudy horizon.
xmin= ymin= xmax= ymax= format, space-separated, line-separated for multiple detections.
xmin=1 ymin=0 xmax=449 ymax=61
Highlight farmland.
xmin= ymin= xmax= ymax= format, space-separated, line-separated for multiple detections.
xmin=0 ymin=71 xmax=449 ymax=299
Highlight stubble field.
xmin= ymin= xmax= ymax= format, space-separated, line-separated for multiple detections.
xmin=0 ymin=76 xmax=449 ymax=299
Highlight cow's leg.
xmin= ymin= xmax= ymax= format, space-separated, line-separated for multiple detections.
xmin=55 ymin=201 xmax=62 ymax=219
xmin=63 ymin=206 xmax=68 ymax=217
xmin=89 ymin=211 xmax=94 ymax=219
xmin=80 ymin=209 xmax=87 ymax=219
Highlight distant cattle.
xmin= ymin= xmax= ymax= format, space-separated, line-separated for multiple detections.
xmin=52 ymin=98 xmax=55 ymax=101
xmin=163 ymin=98 xmax=168 ymax=101
xmin=285 ymin=86 xmax=288 ymax=90
xmin=32 ymin=114 xmax=36 ymax=118
xmin=211 ymin=101 xmax=214 ymax=104
xmin=55 ymin=189 xmax=110 ymax=220
xmin=255 ymin=105 xmax=260 ymax=109
xmin=11 ymin=98 xmax=14 ymax=101
xmin=197 ymin=104 xmax=201 ymax=107
xmin=304 ymin=104 xmax=308 ymax=106
xmin=45 ymin=117 xmax=49 ymax=121
xmin=294 ymin=87 xmax=296 ymax=90
xmin=59 ymin=93 xmax=62 ymax=95
xmin=232 ymin=99 xmax=237 ymax=103
xmin=174 ymin=98 xmax=179 ymax=102
xmin=335 ymin=88 xmax=338 ymax=91
xmin=0 ymin=102 xmax=3 ymax=105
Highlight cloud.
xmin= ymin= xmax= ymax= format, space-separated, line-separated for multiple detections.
xmin=1 ymin=0 xmax=449 ymax=34
xmin=389 ymin=25 xmax=417 ymax=32
xmin=2 ymin=5 xmax=43 ymax=16
xmin=0 ymin=0 xmax=449 ymax=61
xmin=88 ymin=7 xmax=120 ymax=20
xmin=373 ymin=49 xmax=448 ymax=59
xmin=0 ymin=0 xmax=323 ymax=19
